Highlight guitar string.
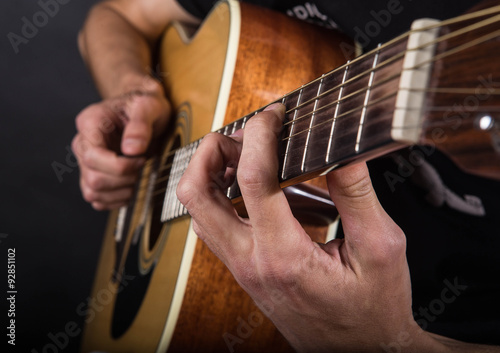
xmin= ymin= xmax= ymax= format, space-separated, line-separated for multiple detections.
xmin=132 ymin=11 xmax=500 ymax=201
xmin=139 ymin=6 xmax=500 ymax=172
xmin=281 ymin=17 xmax=500 ymax=130
xmin=153 ymin=10 xmax=500 ymax=171
xmin=275 ymin=4 xmax=500 ymax=112
xmin=149 ymin=83 xmax=500 ymax=201
xmin=148 ymin=11 xmax=500 ymax=173
xmin=130 ymin=6 xmax=500 ymax=218
xmin=157 ymin=25 xmax=500 ymax=180
xmin=151 ymin=84 xmax=500 ymax=181
xmin=151 ymin=86 xmax=500 ymax=181
xmin=282 ymin=29 xmax=500 ymax=142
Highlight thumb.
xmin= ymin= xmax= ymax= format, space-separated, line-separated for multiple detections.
xmin=120 ymin=93 xmax=169 ymax=156
xmin=326 ymin=163 xmax=404 ymax=261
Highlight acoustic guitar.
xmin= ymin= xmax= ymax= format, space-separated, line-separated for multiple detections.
xmin=80 ymin=1 xmax=500 ymax=352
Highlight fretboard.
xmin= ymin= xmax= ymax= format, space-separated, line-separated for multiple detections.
xmin=160 ymin=17 xmax=448 ymax=222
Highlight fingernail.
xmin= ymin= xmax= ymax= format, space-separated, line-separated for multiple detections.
xmin=123 ymin=138 xmax=145 ymax=153
xmin=264 ymin=103 xmax=285 ymax=114
xmin=229 ymin=129 xmax=243 ymax=140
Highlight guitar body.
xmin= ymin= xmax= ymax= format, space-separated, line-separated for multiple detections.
xmin=80 ymin=2 xmax=349 ymax=352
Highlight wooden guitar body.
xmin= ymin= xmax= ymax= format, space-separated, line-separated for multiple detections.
xmin=81 ymin=0 xmax=500 ymax=351
xmin=80 ymin=2 xmax=349 ymax=352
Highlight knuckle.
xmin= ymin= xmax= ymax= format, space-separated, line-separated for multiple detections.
xmin=80 ymin=148 xmax=94 ymax=168
xmin=176 ymin=178 xmax=198 ymax=208
xmin=369 ymin=226 xmax=407 ymax=267
xmin=75 ymin=103 xmax=99 ymax=130
xmin=91 ymin=202 xmax=106 ymax=211
xmin=246 ymin=110 xmax=282 ymax=134
xmin=85 ymin=172 xmax=104 ymax=190
xmin=202 ymin=132 xmax=225 ymax=146
xmin=257 ymin=259 xmax=299 ymax=290
xmin=70 ymin=136 xmax=81 ymax=157
xmin=82 ymin=187 xmax=97 ymax=203
xmin=237 ymin=167 xmax=267 ymax=197
xmin=340 ymin=175 xmax=373 ymax=200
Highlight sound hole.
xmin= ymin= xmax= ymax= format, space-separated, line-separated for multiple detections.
xmin=148 ymin=134 xmax=181 ymax=251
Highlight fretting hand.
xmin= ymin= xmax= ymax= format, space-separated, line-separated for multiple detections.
xmin=176 ymin=103 xmax=445 ymax=352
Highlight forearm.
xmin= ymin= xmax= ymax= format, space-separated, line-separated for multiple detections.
xmin=78 ymin=2 xmax=160 ymax=98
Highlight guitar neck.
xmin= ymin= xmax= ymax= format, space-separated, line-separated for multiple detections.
xmin=161 ymin=6 xmax=500 ymax=222
xmin=160 ymin=36 xmax=411 ymax=222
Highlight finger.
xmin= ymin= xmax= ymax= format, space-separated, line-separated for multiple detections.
xmin=121 ymin=93 xmax=170 ymax=156
xmin=73 ymin=136 xmax=144 ymax=176
xmin=177 ymin=132 xmax=249 ymax=254
xmin=75 ymin=102 xmax=122 ymax=150
xmin=80 ymin=168 xmax=138 ymax=192
xmin=326 ymin=163 xmax=405 ymax=265
xmin=91 ymin=200 xmax=129 ymax=211
xmin=237 ymin=104 xmax=299 ymax=235
xmin=80 ymin=177 xmax=134 ymax=209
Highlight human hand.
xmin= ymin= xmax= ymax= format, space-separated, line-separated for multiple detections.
xmin=72 ymin=81 xmax=170 ymax=210
xmin=177 ymin=104 xmax=443 ymax=352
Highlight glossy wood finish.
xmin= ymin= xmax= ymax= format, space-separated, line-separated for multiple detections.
xmin=82 ymin=2 xmax=500 ymax=353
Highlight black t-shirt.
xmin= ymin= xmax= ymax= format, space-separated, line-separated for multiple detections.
xmin=176 ymin=0 xmax=500 ymax=344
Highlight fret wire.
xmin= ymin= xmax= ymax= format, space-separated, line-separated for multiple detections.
xmin=154 ymin=11 xmax=500 ymax=217
xmin=281 ymin=24 xmax=500 ymax=143
xmin=174 ymin=146 xmax=188 ymax=217
xmin=356 ymin=45 xmax=380 ymax=153
xmin=177 ymin=145 xmax=190 ymax=217
xmin=180 ymin=143 xmax=197 ymax=216
xmin=301 ymin=75 xmax=325 ymax=172
xmin=163 ymin=149 xmax=180 ymax=220
xmin=149 ymin=104 xmax=500 ymax=201
xmin=166 ymin=149 xmax=179 ymax=220
xmin=158 ymin=7 xmax=500 ymax=180
xmin=283 ymin=13 xmax=500 ymax=125
xmin=281 ymin=86 xmax=304 ymax=179
xmin=178 ymin=144 xmax=192 ymax=216
xmin=326 ymin=61 xmax=349 ymax=163
xmin=242 ymin=115 xmax=249 ymax=128
xmin=169 ymin=147 xmax=183 ymax=219
xmin=288 ymin=70 xmax=401 ymax=132
xmin=161 ymin=13 xmax=500 ymax=172
xmin=152 ymin=78 xmax=500 ymax=198
xmin=284 ymin=91 xmax=399 ymax=142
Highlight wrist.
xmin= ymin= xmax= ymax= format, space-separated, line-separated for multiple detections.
xmin=117 ymin=74 xmax=165 ymax=98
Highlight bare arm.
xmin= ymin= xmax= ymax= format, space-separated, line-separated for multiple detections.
xmin=72 ymin=0 xmax=200 ymax=210
xmin=78 ymin=0 xmax=200 ymax=98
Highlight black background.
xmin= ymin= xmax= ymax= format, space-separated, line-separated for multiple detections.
xmin=1 ymin=0 xmax=105 ymax=352
xmin=1 ymin=0 xmax=500 ymax=352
